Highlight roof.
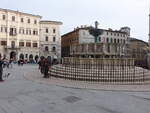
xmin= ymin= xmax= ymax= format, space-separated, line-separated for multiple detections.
xmin=40 ymin=20 xmax=63 ymax=25
xmin=62 ymin=26 xmax=127 ymax=37
xmin=0 ymin=8 xmax=42 ymax=18
xmin=129 ymin=37 xmax=149 ymax=46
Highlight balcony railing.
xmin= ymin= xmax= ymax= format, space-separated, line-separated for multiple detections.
xmin=4 ymin=46 xmax=20 ymax=50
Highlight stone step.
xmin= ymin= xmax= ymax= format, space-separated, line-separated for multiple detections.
xmin=52 ymin=65 xmax=148 ymax=74
xmin=49 ymin=71 xmax=149 ymax=81
xmin=49 ymin=65 xmax=150 ymax=84
xmin=50 ymin=69 xmax=150 ymax=78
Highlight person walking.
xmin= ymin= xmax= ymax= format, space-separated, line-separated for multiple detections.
xmin=39 ymin=58 xmax=45 ymax=74
xmin=9 ymin=58 xmax=13 ymax=68
xmin=43 ymin=58 xmax=49 ymax=78
xmin=0 ymin=55 xmax=4 ymax=82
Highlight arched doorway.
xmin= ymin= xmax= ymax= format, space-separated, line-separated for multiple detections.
xmin=19 ymin=53 xmax=24 ymax=60
xmin=29 ymin=54 xmax=33 ymax=63
xmin=10 ymin=51 xmax=16 ymax=60
xmin=34 ymin=55 xmax=39 ymax=63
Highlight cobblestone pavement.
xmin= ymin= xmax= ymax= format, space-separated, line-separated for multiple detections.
xmin=1 ymin=64 xmax=150 ymax=113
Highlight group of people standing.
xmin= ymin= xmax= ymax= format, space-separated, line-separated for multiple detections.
xmin=38 ymin=57 xmax=52 ymax=78
xmin=0 ymin=54 xmax=58 ymax=81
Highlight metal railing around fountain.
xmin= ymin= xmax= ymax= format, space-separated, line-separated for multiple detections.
xmin=49 ymin=58 xmax=150 ymax=84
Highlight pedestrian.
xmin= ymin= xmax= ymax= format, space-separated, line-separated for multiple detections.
xmin=9 ymin=58 xmax=13 ymax=68
xmin=0 ymin=55 xmax=4 ymax=82
xmin=18 ymin=60 xmax=20 ymax=66
xmin=20 ymin=59 xmax=24 ymax=66
xmin=38 ymin=59 xmax=42 ymax=70
xmin=40 ymin=58 xmax=45 ymax=74
xmin=43 ymin=58 xmax=49 ymax=78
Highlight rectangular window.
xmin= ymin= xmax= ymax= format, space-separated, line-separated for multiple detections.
xmin=26 ymin=29 xmax=28 ymax=35
xmin=2 ymin=15 xmax=6 ymax=20
xmin=22 ymin=29 xmax=24 ymax=34
xmin=19 ymin=42 xmax=24 ymax=47
xmin=1 ymin=41 xmax=7 ymax=46
xmin=28 ymin=19 xmax=30 ymax=23
xmin=107 ymin=44 xmax=110 ymax=53
xmin=114 ymin=39 xmax=116 ymax=43
xmin=5 ymin=27 xmax=7 ymax=33
xmin=33 ymin=43 xmax=38 ymax=47
xmin=45 ymin=36 xmax=48 ymax=41
xmin=25 ymin=54 xmax=28 ymax=58
xmin=34 ymin=20 xmax=37 ymax=24
xmin=33 ymin=30 xmax=36 ymax=35
xmin=46 ymin=28 xmax=48 ymax=33
xmin=53 ymin=37 xmax=56 ymax=42
xmin=9 ymin=28 xmax=13 ymax=36
xmin=9 ymin=28 xmax=17 ymax=36
xmin=29 ymin=30 xmax=32 ymax=35
xmin=53 ymin=29 xmax=56 ymax=33
xmin=26 ymin=42 xmax=31 ymax=47
xmin=12 ymin=16 xmax=15 ymax=21
xmin=19 ymin=29 xmax=21 ymax=34
xmin=21 ymin=18 xmax=24 ymax=22
xmin=33 ymin=29 xmax=38 ymax=35
xmin=1 ymin=27 xmax=3 ymax=32
xmin=99 ymin=37 xmax=101 ymax=42
xmin=106 ymin=38 xmax=109 ymax=43
xmin=36 ymin=31 xmax=38 ymax=35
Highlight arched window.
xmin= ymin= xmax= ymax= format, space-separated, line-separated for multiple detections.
xmin=29 ymin=54 xmax=33 ymax=62
xmin=34 ymin=55 xmax=39 ymax=63
xmin=45 ymin=46 xmax=49 ymax=51
xmin=19 ymin=53 xmax=24 ymax=59
xmin=52 ymin=46 xmax=56 ymax=52
xmin=29 ymin=54 xmax=33 ymax=59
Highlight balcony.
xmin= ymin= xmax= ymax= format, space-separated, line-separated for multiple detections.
xmin=4 ymin=46 xmax=20 ymax=50
xmin=9 ymin=32 xmax=17 ymax=36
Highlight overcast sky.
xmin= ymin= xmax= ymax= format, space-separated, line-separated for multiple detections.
xmin=0 ymin=0 xmax=149 ymax=41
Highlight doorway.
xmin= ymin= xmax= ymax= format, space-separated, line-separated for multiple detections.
xmin=10 ymin=51 xmax=16 ymax=60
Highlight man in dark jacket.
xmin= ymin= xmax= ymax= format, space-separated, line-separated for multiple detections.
xmin=0 ymin=55 xmax=4 ymax=81
xmin=43 ymin=58 xmax=49 ymax=78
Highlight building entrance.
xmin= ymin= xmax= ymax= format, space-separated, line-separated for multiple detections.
xmin=10 ymin=51 xmax=16 ymax=60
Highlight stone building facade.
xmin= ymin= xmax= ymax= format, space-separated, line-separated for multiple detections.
xmin=40 ymin=21 xmax=62 ymax=61
xmin=62 ymin=25 xmax=130 ymax=58
xmin=126 ymin=38 xmax=150 ymax=68
xmin=0 ymin=8 xmax=62 ymax=62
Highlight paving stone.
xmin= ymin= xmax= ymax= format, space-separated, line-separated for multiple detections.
xmin=1 ymin=64 xmax=150 ymax=113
